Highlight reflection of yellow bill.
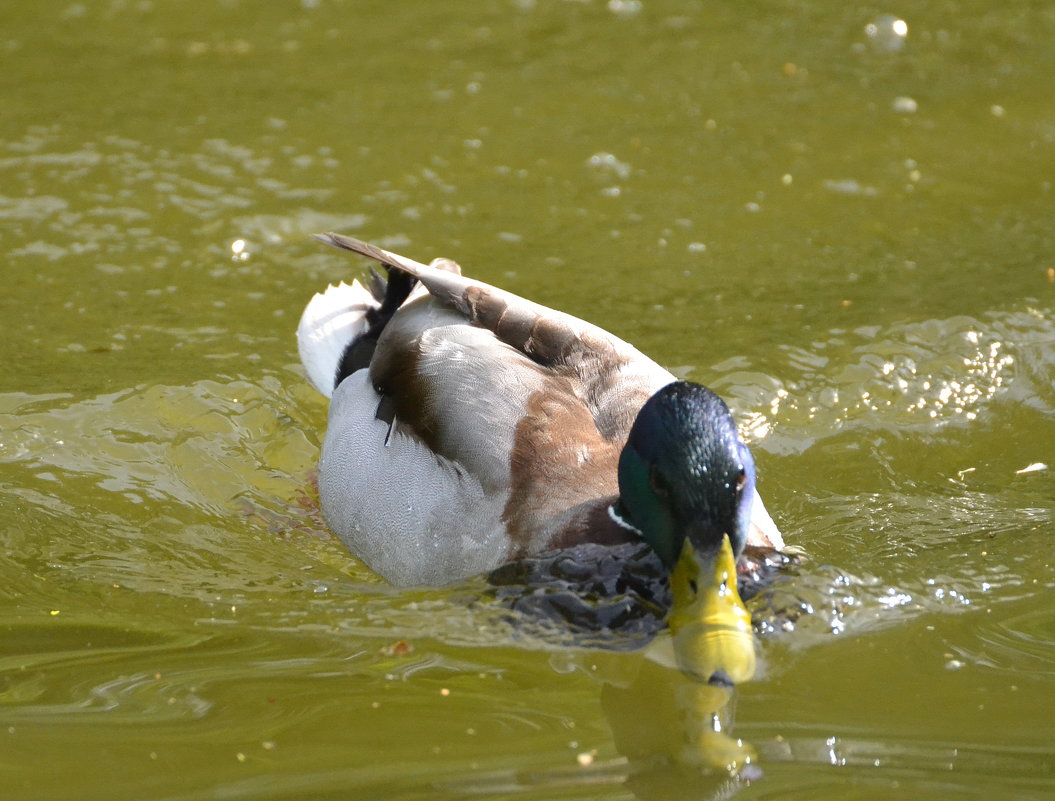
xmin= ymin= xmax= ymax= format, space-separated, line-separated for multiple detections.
xmin=667 ymin=534 xmax=756 ymax=685
xmin=602 ymin=649 xmax=757 ymax=774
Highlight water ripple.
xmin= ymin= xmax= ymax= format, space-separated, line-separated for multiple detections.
xmin=726 ymin=308 xmax=1055 ymax=451
xmin=952 ymin=602 xmax=1055 ymax=678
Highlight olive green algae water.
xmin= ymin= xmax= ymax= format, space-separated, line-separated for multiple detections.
xmin=2 ymin=1 xmax=1054 ymax=798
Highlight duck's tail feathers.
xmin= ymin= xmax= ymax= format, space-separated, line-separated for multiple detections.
xmin=296 ymin=279 xmax=379 ymax=398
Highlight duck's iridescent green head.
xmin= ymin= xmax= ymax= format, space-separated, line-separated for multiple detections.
xmin=616 ymin=381 xmax=755 ymax=568
xmin=616 ymin=381 xmax=758 ymax=684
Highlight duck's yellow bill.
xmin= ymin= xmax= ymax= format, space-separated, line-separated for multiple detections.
xmin=667 ymin=534 xmax=756 ymax=685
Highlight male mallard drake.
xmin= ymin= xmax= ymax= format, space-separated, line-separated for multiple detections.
xmin=298 ymin=234 xmax=785 ymax=643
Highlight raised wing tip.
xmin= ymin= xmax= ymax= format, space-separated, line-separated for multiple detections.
xmin=314 ymin=231 xmax=366 ymax=250
xmin=314 ymin=231 xmax=391 ymax=262
xmin=314 ymin=233 xmax=432 ymax=276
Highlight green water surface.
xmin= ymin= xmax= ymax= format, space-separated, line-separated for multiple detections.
xmin=1 ymin=1 xmax=1053 ymax=799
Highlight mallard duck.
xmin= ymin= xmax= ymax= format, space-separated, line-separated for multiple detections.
xmin=298 ymin=234 xmax=785 ymax=669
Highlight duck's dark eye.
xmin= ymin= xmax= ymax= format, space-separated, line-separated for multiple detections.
xmin=735 ymin=465 xmax=747 ymax=494
xmin=649 ymin=464 xmax=670 ymax=499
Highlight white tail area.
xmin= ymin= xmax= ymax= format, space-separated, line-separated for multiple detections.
xmin=296 ymin=280 xmax=379 ymax=398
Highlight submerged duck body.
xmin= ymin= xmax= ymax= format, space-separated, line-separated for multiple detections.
xmin=298 ymin=234 xmax=784 ymax=591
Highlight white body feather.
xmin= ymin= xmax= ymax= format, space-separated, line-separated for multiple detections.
xmin=320 ymin=369 xmax=512 ymax=584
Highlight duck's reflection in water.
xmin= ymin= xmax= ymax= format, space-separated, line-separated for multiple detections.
xmin=537 ymin=636 xmax=759 ymax=801
xmin=599 ymin=639 xmax=756 ymax=773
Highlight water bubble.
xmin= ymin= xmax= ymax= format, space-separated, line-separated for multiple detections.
xmin=865 ymin=15 xmax=909 ymax=52
xmin=893 ymin=96 xmax=918 ymax=114
xmin=607 ymin=0 xmax=642 ymax=16
xmin=823 ymin=179 xmax=878 ymax=197
xmin=587 ymin=152 xmax=631 ymax=179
